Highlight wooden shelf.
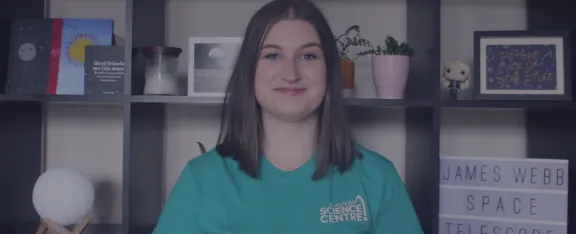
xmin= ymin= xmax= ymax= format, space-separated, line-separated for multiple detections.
xmin=3 ymin=0 xmax=575 ymax=234
xmin=343 ymin=98 xmax=435 ymax=108
xmin=0 ymin=94 xmax=224 ymax=105
xmin=0 ymin=94 xmax=129 ymax=103
xmin=128 ymin=95 xmax=224 ymax=105
xmin=0 ymin=94 xmax=435 ymax=107
xmin=2 ymin=94 xmax=573 ymax=110
xmin=438 ymin=100 xmax=576 ymax=109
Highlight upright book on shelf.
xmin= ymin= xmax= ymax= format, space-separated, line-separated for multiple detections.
xmin=56 ymin=19 xmax=114 ymax=95
xmin=5 ymin=18 xmax=114 ymax=95
xmin=5 ymin=18 xmax=53 ymax=94
xmin=84 ymin=45 xmax=125 ymax=95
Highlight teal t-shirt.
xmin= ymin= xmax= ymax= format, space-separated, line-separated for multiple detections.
xmin=153 ymin=145 xmax=423 ymax=234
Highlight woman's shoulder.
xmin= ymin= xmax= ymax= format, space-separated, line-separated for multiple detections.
xmin=351 ymin=145 xmax=423 ymax=233
xmin=186 ymin=147 xmax=225 ymax=165
xmin=183 ymin=148 xmax=240 ymax=177
xmin=178 ymin=148 xmax=248 ymax=196
xmin=348 ymin=144 xmax=405 ymax=188
xmin=353 ymin=144 xmax=399 ymax=176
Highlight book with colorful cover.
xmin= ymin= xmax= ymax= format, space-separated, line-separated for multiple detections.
xmin=52 ymin=18 xmax=114 ymax=95
xmin=5 ymin=18 xmax=114 ymax=95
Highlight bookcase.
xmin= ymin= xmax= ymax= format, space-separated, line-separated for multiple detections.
xmin=0 ymin=0 xmax=575 ymax=234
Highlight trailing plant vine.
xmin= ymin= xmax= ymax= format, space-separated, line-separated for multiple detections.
xmin=334 ymin=25 xmax=373 ymax=61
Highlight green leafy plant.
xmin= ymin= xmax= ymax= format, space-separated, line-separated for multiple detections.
xmin=334 ymin=25 xmax=373 ymax=61
xmin=197 ymin=142 xmax=207 ymax=154
xmin=370 ymin=35 xmax=414 ymax=57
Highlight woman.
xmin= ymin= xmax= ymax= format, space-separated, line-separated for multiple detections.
xmin=153 ymin=0 xmax=423 ymax=233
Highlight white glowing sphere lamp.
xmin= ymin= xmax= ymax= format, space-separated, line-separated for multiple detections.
xmin=32 ymin=168 xmax=95 ymax=226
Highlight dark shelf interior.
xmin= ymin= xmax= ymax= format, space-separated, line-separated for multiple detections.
xmin=1 ymin=0 xmax=576 ymax=234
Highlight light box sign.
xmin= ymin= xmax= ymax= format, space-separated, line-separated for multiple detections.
xmin=439 ymin=156 xmax=569 ymax=234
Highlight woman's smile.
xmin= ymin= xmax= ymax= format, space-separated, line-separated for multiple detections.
xmin=274 ymin=87 xmax=307 ymax=96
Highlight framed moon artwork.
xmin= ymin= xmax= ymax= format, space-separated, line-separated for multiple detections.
xmin=187 ymin=37 xmax=243 ymax=98
xmin=473 ymin=30 xmax=572 ymax=101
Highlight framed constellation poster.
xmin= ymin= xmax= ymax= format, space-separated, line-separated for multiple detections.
xmin=473 ymin=30 xmax=572 ymax=101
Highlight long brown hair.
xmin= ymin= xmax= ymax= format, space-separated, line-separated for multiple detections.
xmin=215 ymin=0 xmax=361 ymax=180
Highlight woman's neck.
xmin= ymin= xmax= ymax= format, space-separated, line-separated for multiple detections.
xmin=261 ymin=111 xmax=318 ymax=171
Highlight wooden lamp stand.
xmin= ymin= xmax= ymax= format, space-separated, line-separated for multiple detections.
xmin=35 ymin=215 xmax=91 ymax=234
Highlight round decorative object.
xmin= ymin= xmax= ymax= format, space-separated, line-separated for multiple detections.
xmin=18 ymin=43 xmax=37 ymax=62
xmin=32 ymin=168 xmax=95 ymax=226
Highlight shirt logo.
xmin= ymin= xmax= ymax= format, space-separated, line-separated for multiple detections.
xmin=319 ymin=195 xmax=369 ymax=224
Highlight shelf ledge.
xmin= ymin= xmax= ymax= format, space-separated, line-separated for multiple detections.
xmin=1 ymin=94 xmax=574 ymax=109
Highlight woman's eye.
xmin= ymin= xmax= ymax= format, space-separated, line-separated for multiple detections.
xmin=301 ymin=53 xmax=317 ymax=60
xmin=264 ymin=53 xmax=280 ymax=60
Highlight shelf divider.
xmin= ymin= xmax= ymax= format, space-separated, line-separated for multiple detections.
xmin=123 ymin=0 xmax=168 ymax=233
xmin=405 ymin=107 xmax=441 ymax=234
xmin=0 ymin=0 xmax=47 ymax=232
xmin=123 ymin=103 xmax=165 ymax=234
xmin=0 ymin=102 xmax=44 ymax=232
xmin=406 ymin=0 xmax=441 ymax=101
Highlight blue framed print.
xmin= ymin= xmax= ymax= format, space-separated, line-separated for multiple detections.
xmin=473 ymin=30 xmax=572 ymax=101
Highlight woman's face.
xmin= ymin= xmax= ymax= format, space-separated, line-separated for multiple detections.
xmin=254 ymin=19 xmax=326 ymax=123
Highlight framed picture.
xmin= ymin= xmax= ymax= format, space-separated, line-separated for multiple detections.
xmin=473 ymin=30 xmax=572 ymax=101
xmin=187 ymin=37 xmax=243 ymax=97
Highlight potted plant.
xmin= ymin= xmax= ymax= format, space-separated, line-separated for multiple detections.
xmin=369 ymin=35 xmax=414 ymax=99
xmin=334 ymin=25 xmax=372 ymax=98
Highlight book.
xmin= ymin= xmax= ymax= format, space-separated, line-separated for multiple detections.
xmin=5 ymin=18 xmax=54 ymax=94
xmin=84 ymin=45 xmax=125 ymax=95
xmin=5 ymin=18 xmax=114 ymax=95
xmin=57 ymin=18 xmax=114 ymax=95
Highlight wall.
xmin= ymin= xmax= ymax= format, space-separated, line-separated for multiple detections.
xmin=44 ymin=0 xmax=527 ymax=224
xmin=47 ymin=0 xmax=126 ymax=224
xmin=440 ymin=0 xmax=527 ymax=159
